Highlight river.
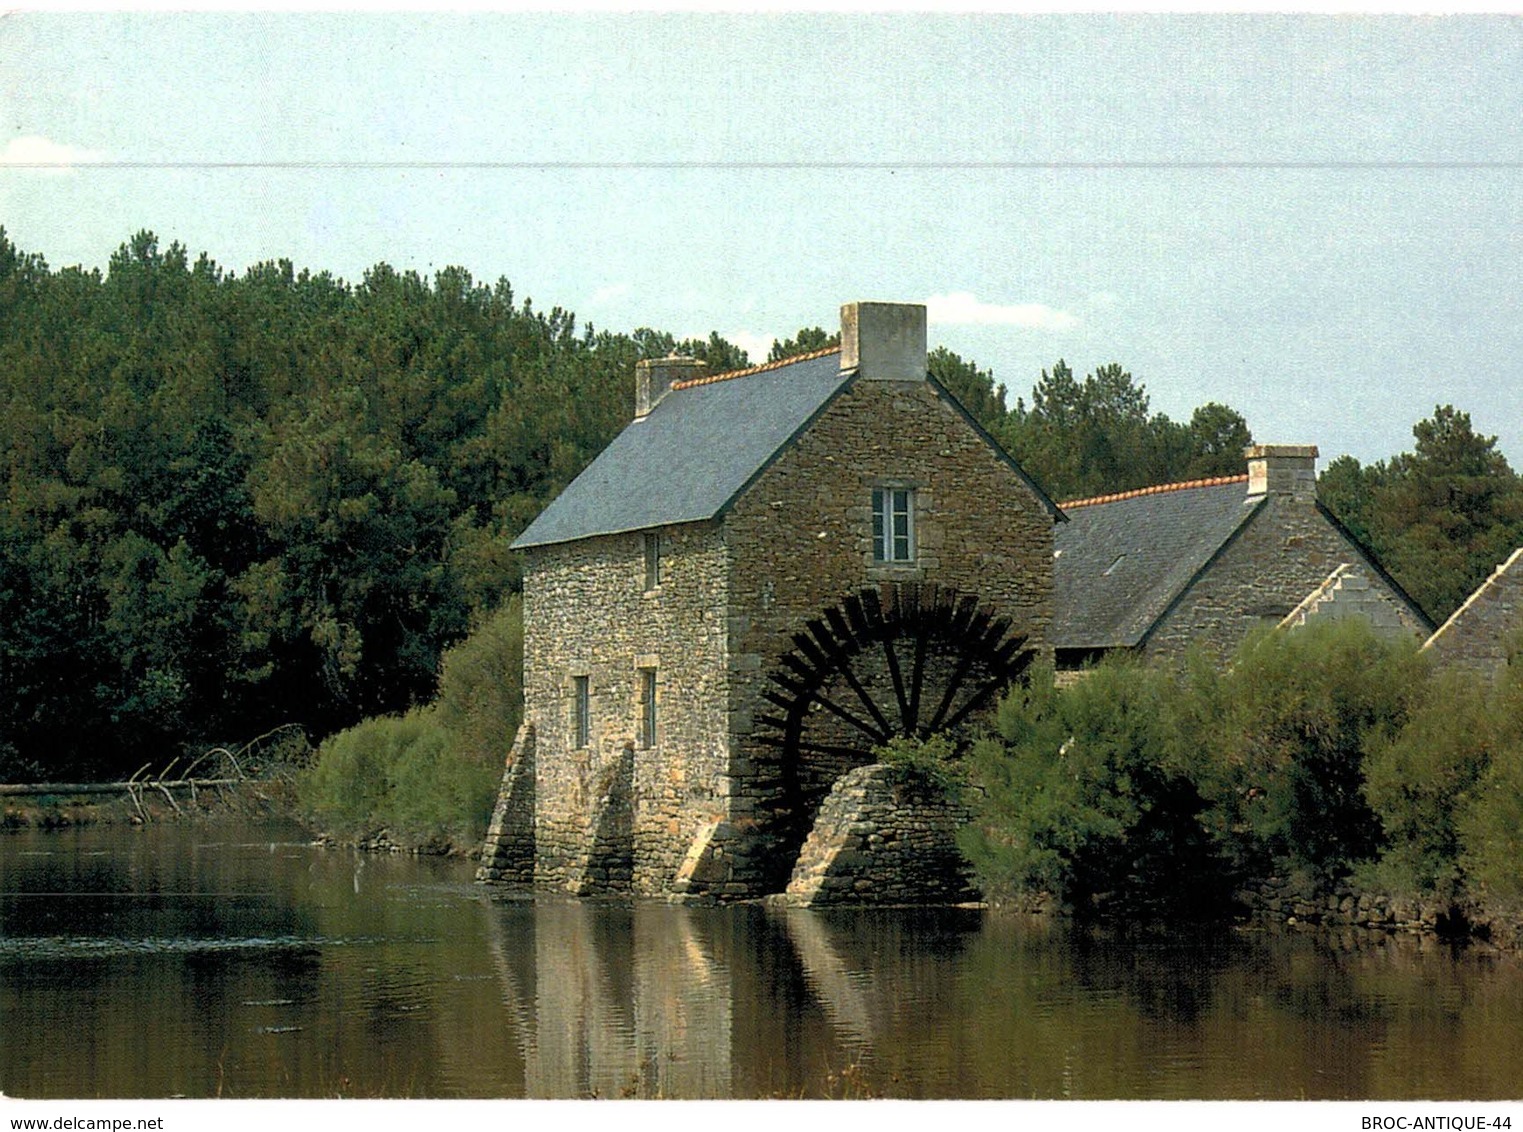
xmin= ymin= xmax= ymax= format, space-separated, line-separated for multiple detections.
xmin=3 ymin=820 xmax=1521 ymax=1100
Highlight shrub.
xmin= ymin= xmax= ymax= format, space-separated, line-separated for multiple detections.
xmin=298 ymin=597 xmax=523 ymax=852
xmin=297 ymin=706 xmax=498 ymax=851
xmin=961 ymin=661 xmax=1227 ymax=915
xmin=1200 ymin=619 xmax=1426 ymax=879
xmin=1458 ymin=666 xmax=1523 ymax=907
xmin=1361 ymin=668 xmax=1495 ymax=899
xmin=434 ymin=595 xmax=523 ymax=769
xmin=876 ymin=733 xmax=963 ymax=794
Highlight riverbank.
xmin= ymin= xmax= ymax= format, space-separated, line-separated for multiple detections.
xmin=1236 ymin=873 xmax=1523 ymax=955
xmin=1 ymin=777 xmax=300 ymax=831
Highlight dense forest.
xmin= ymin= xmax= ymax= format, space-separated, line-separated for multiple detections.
xmin=3 ymin=228 xmax=1519 ymax=782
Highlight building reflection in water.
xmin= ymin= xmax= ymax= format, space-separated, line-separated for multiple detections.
xmin=479 ymin=895 xmax=983 ymax=1099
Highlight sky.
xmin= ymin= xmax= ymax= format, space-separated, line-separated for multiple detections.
xmin=2 ymin=11 xmax=1521 ymax=470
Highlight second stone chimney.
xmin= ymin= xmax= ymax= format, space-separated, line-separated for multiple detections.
xmin=1246 ymin=444 xmax=1319 ymax=502
xmin=635 ymin=355 xmax=706 ymax=419
xmin=840 ymin=301 xmax=927 ymax=382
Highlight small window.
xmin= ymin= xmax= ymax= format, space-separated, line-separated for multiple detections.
xmin=643 ymin=531 xmax=661 ymax=590
xmin=638 ymin=667 xmax=658 ymax=748
xmin=572 ymin=675 xmax=589 ymax=749
xmin=872 ymin=487 xmax=915 ymax=564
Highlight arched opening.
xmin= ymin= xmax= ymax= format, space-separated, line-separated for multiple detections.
xmin=752 ymin=582 xmax=1036 ymax=890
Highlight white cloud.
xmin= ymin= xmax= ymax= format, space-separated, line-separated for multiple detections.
xmin=925 ymin=291 xmax=1080 ymax=333
xmin=588 ymin=282 xmax=630 ymax=306
xmin=726 ymin=330 xmax=776 ymax=366
xmin=1 ymin=135 xmax=103 ymax=175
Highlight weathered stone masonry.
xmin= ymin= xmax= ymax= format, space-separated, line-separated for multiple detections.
xmin=489 ymin=301 xmax=1058 ymax=900
xmin=522 ymin=521 xmax=731 ymax=894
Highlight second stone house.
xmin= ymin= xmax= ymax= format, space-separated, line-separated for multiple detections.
xmin=481 ymin=302 xmax=1061 ymax=899
xmin=1049 ymin=446 xmax=1434 ymax=672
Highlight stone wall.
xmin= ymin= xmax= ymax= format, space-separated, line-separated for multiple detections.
xmin=519 ymin=520 xmax=731 ymax=894
xmin=475 ymin=723 xmax=536 ymax=885
xmin=1278 ymin=564 xmax=1415 ymax=638
xmin=1422 ymin=548 xmax=1523 ymax=677
xmin=779 ymin=763 xmax=978 ymax=906
xmin=1143 ymin=494 xmax=1428 ymax=664
xmin=720 ymin=377 xmax=1054 ymax=892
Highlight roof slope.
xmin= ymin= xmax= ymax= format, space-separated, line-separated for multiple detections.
xmin=1052 ymin=478 xmax=1263 ymax=649
xmin=512 ymin=349 xmax=851 ymax=549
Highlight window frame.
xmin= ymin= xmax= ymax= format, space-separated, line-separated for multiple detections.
xmin=871 ymin=485 xmax=916 ymax=565
xmin=638 ymin=666 xmax=658 ymax=749
xmin=571 ymin=674 xmax=590 ymax=750
xmin=643 ymin=530 xmax=662 ymax=591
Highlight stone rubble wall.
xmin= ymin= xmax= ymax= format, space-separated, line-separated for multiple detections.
xmin=1143 ymin=495 xmax=1429 ymax=665
xmin=1237 ymin=874 xmax=1523 ymax=952
xmin=780 ymin=763 xmax=979 ymax=906
xmin=1279 ymin=564 xmax=1414 ymax=637
xmin=519 ymin=522 xmax=731 ymax=894
xmin=723 ymin=378 xmax=1054 ymax=893
xmin=475 ymin=723 xmax=536 ymax=885
xmin=1422 ymin=548 xmax=1523 ymax=677
xmin=566 ymin=743 xmax=635 ymax=895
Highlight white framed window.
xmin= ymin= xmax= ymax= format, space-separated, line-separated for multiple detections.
xmin=643 ymin=531 xmax=661 ymax=591
xmin=571 ymin=675 xmax=590 ymax=749
xmin=638 ymin=667 xmax=658 ymax=748
xmin=872 ymin=486 xmax=915 ymax=564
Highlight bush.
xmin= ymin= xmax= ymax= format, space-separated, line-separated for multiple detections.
xmin=960 ymin=662 xmax=1228 ymax=915
xmin=876 ymin=733 xmax=963 ymax=794
xmin=1457 ymin=667 xmax=1523 ymax=907
xmin=297 ymin=597 xmax=522 ymax=852
xmin=1361 ymin=669 xmax=1495 ymax=899
xmin=297 ymin=705 xmax=499 ymax=851
xmin=1200 ymin=619 xmax=1426 ymax=879
xmin=434 ymin=595 xmax=523 ymax=769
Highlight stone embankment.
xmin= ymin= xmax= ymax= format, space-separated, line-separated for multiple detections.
xmin=1237 ymin=874 xmax=1523 ymax=952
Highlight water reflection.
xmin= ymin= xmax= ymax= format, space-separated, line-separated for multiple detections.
xmin=4 ymin=823 xmax=1523 ymax=1099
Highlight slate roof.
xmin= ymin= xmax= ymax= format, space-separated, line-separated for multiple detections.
xmin=512 ymin=349 xmax=852 ymax=549
xmin=1052 ymin=477 xmax=1264 ymax=649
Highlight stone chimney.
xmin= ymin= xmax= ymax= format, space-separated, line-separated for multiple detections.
xmin=1246 ymin=444 xmax=1319 ymax=502
xmin=635 ymin=355 xmax=706 ymax=419
xmin=840 ymin=301 xmax=927 ymax=382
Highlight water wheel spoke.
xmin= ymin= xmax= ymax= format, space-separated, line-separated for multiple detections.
xmin=925 ymin=649 xmax=980 ymax=733
xmin=834 ymin=655 xmax=897 ymax=739
xmin=809 ymin=687 xmax=891 ymax=744
xmin=751 ymin=734 xmax=876 ymax=761
xmin=824 ymin=606 xmax=858 ymax=651
xmin=907 ymin=622 xmax=929 ymax=735
xmin=880 ymin=632 xmax=912 ymax=735
xmin=940 ymin=668 xmax=1022 ymax=733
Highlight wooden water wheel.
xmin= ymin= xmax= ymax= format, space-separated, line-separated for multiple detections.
xmin=754 ymin=582 xmax=1035 ymax=831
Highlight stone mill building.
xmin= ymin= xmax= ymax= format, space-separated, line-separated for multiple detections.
xmin=476 ymin=299 xmax=1436 ymax=903
xmin=477 ymin=301 xmax=1061 ymax=900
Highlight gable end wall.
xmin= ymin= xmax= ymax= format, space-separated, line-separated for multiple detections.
xmin=720 ymin=378 xmax=1054 ymax=888
xmin=1142 ymin=493 xmax=1428 ymax=664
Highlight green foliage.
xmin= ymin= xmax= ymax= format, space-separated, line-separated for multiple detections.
xmin=768 ymin=326 xmax=838 ymax=363
xmin=1320 ymin=406 xmax=1523 ymax=623
xmin=295 ymin=596 xmax=521 ymax=849
xmin=876 ymin=733 xmax=963 ymax=794
xmin=961 ymin=662 xmax=1227 ymax=915
xmin=1200 ymin=620 xmax=1426 ymax=879
xmin=1002 ymin=360 xmax=1253 ymax=502
xmin=1360 ymin=669 xmax=1496 ymax=899
xmin=0 ymin=226 xmax=739 ymax=779
xmin=296 ymin=706 xmax=499 ymax=850
xmin=959 ymin=621 xmax=1484 ymax=918
xmin=433 ymin=595 xmax=524 ymax=769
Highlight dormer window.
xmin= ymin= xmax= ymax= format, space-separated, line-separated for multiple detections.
xmin=872 ymin=487 xmax=915 ymax=564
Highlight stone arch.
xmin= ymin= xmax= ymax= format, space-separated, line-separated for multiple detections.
xmin=753 ymin=581 xmax=1035 ymax=886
